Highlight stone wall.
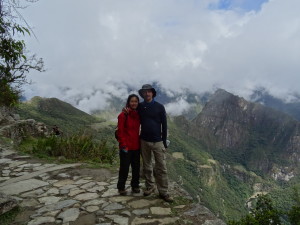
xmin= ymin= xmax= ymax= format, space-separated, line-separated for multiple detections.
xmin=0 ymin=106 xmax=20 ymax=126
xmin=0 ymin=107 xmax=48 ymax=143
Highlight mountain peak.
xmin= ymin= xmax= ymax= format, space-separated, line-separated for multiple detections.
xmin=209 ymin=89 xmax=247 ymax=107
xmin=17 ymin=96 xmax=98 ymax=134
xmin=189 ymin=89 xmax=300 ymax=174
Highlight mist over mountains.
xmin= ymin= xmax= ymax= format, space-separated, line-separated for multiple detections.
xmin=24 ymin=83 xmax=300 ymax=122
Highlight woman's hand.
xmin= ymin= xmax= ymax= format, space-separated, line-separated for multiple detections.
xmin=121 ymin=148 xmax=128 ymax=153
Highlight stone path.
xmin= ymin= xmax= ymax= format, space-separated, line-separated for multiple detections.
xmin=0 ymin=145 xmax=225 ymax=225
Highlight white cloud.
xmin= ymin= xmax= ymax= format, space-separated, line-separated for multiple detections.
xmin=20 ymin=0 xmax=300 ymax=112
xmin=165 ymin=98 xmax=192 ymax=116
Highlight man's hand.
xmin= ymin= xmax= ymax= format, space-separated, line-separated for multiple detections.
xmin=166 ymin=140 xmax=170 ymax=147
xmin=122 ymin=107 xmax=130 ymax=115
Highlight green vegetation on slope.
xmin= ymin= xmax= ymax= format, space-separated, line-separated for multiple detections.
xmin=19 ymin=132 xmax=118 ymax=165
xmin=168 ymin=115 xmax=300 ymax=222
xmin=228 ymin=193 xmax=300 ymax=225
xmin=167 ymin=118 xmax=255 ymax=220
xmin=16 ymin=96 xmax=101 ymax=134
xmin=0 ymin=206 xmax=21 ymax=225
xmin=16 ymin=96 xmax=120 ymax=167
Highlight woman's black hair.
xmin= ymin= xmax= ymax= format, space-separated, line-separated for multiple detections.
xmin=126 ymin=94 xmax=140 ymax=107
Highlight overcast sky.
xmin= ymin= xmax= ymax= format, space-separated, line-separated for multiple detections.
xmin=21 ymin=0 xmax=300 ymax=112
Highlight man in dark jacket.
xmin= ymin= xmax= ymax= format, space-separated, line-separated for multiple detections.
xmin=138 ymin=84 xmax=173 ymax=202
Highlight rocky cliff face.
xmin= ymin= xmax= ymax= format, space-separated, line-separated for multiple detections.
xmin=0 ymin=107 xmax=48 ymax=143
xmin=188 ymin=89 xmax=300 ymax=175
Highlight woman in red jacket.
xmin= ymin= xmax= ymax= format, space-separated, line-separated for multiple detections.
xmin=117 ymin=94 xmax=141 ymax=195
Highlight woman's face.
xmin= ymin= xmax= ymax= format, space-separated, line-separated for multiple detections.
xmin=129 ymin=97 xmax=139 ymax=110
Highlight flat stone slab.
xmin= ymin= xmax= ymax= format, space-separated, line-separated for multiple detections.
xmin=132 ymin=209 xmax=150 ymax=216
xmin=0 ymin=163 xmax=81 ymax=187
xmin=74 ymin=193 xmax=99 ymax=201
xmin=80 ymin=182 xmax=96 ymax=189
xmin=97 ymin=182 xmax=109 ymax=186
xmin=57 ymin=173 xmax=70 ymax=178
xmin=87 ymin=185 xmax=105 ymax=193
xmin=20 ymin=199 xmax=39 ymax=207
xmin=21 ymin=188 xmax=44 ymax=197
xmin=41 ymin=188 xmax=59 ymax=196
xmin=37 ymin=200 xmax=78 ymax=214
xmin=15 ymin=172 xmax=29 ymax=176
xmin=0 ymin=158 xmax=12 ymax=164
xmin=69 ymin=189 xmax=85 ymax=197
xmin=0 ymin=179 xmax=49 ymax=195
xmin=121 ymin=210 xmax=131 ymax=217
xmin=59 ymin=184 xmax=77 ymax=190
xmin=103 ymin=202 xmax=125 ymax=211
xmin=74 ymin=179 xmax=91 ymax=185
xmin=0 ymin=177 xmax=9 ymax=182
xmin=0 ymin=149 xmax=15 ymax=157
xmin=38 ymin=196 xmax=62 ymax=205
xmin=109 ymin=196 xmax=134 ymax=203
xmin=83 ymin=199 xmax=106 ymax=207
xmin=150 ymin=207 xmax=172 ymax=215
xmin=9 ymin=161 xmax=27 ymax=167
xmin=101 ymin=188 xmax=119 ymax=197
xmin=57 ymin=208 xmax=80 ymax=223
xmin=128 ymin=199 xmax=160 ymax=209
xmin=53 ymin=179 xmax=75 ymax=187
xmin=174 ymin=205 xmax=186 ymax=209
xmin=86 ymin=205 xmax=99 ymax=212
xmin=44 ymin=210 xmax=60 ymax=217
xmin=27 ymin=216 xmax=55 ymax=225
xmin=105 ymin=215 xmax=129 ymax=225
xmin=131 ymin=217 xmax=180 ymax=225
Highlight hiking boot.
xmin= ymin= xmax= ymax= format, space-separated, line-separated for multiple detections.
xmin=159 ymin=194 xmax=174 ymax=203
xmin=143 ymin=187 xmax=155 ymax=196
xmin=132 ymin=187 xmax=141 ymax=193
xmin=118 ymin=189 xmax=127 ymax=196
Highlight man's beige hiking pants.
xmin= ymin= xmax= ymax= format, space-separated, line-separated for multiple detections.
xmin=140 ymin=139 xmax=168 ymax=196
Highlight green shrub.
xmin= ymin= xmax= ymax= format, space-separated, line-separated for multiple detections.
xmin=288 ymin=206 xmax=300 ymax=225
xmin=228 ymin=195 xmax=282 ymax=225
xmin=22 ymin=132 xmax=118 ymax=164
xmin=0 ymin=206 xmax=21 ymax=225
xmin=288 ymin=188 xmax=300 ymax=225
xmin=0 ymin=83 xmax=20 ymax=107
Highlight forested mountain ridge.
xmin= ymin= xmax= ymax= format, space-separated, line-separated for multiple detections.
xmin=188 ymin=89 xmax=300 ymax=176
xmin=16 ymin=96 xmax=100 ymax=134
xmin=167 ymin=89 xmax=300 ymax=220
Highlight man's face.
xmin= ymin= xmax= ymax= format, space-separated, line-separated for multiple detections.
xmin=143 ymin=90 xmax=153 ymax=102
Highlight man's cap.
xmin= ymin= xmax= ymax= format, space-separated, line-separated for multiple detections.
xmin=138 ymin=84 xmax=157 ymax=98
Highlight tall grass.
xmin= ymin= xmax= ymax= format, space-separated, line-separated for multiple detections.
xmin=23 ymin=131 xmax=118 ymax=164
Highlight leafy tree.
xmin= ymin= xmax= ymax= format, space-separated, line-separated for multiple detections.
xmin=289 ymin=206 xmax=300 ymax=225
xmin=288 ymin=188 xmax=300 ymax=225
xmin=0 ymin=0 xmax=44 ymax=106
xmin=228 ymin=195 xmax=282 ymax=225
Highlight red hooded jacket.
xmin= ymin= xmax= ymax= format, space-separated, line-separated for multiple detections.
xmin=117 ymin=109 xmax=140 ymax=150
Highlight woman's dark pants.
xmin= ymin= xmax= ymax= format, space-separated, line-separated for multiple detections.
xmin=117 ymin=150 xmax=140 ymax=190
